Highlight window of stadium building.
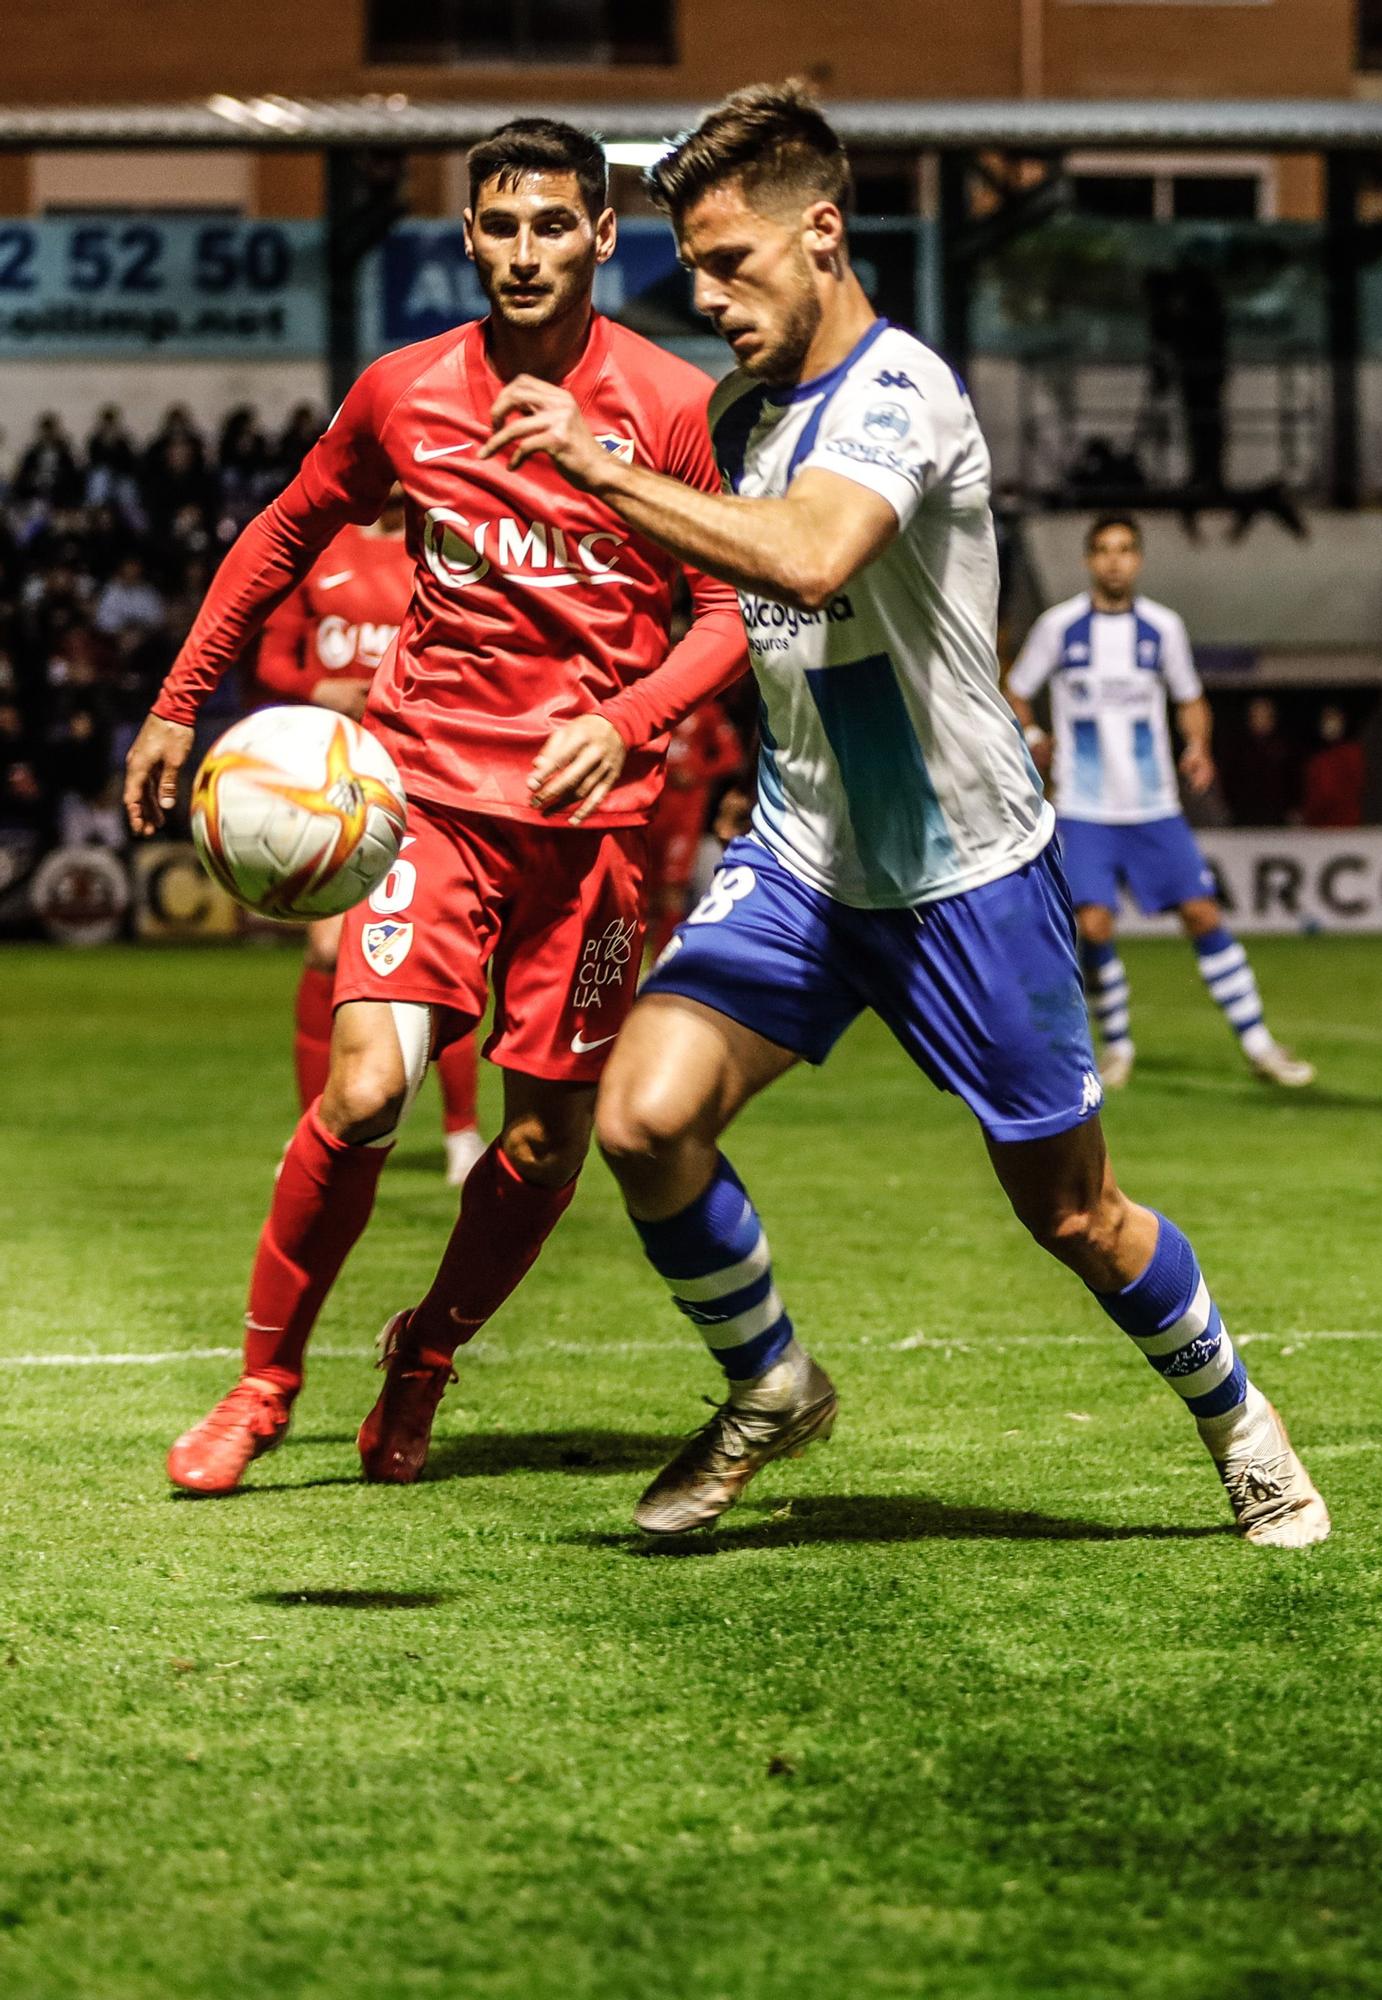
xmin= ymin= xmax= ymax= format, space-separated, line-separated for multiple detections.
xmin=1069 ymin=161 xmax=1268 ymax=223
xmin=1361 ymin=0 xmax=1382 ymax=68
xmin=366 ymin=0 xmax=675 ymax=65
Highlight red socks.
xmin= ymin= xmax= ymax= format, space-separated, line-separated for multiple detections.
xmin=408 ymin=1141 xmax=578 ymax=1361
xmin=243 ymin=1106 xmax=388 ymax=1395
xmin=436 ymin=1032 xmax=478 ymax=1134
xmin=293 ymin=966 xmax=335 ymax=1111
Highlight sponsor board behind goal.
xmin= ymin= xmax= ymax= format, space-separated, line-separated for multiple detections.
xmin=1117 ymin=829 xmax=1382 ymax=935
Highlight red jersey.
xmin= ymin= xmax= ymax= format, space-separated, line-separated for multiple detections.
xmin=663 ymin=700 xmax=743 ymax=794
xmin=256 ymin=522 xmax=410 ymax=702
xmin=156 ymin=315 xmax=746 ymax=828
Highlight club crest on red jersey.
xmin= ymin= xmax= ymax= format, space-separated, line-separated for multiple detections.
xmin=595 ymin=434 xmax=636 ymax=464
xmin=362 ymin=918 xmax=413 ymax=975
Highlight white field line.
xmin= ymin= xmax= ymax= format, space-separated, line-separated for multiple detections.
xmin=1 ymin=1329 xmax=1380 ymax=1368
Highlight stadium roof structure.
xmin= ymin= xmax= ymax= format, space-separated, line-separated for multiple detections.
xmin=5 ymin=96 xmax=1382 ymax=151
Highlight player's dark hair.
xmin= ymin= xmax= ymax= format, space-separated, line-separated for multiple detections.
xmin=467 ymin=118 xmax=608 ymax=221
xmin=646 ymin=80 xmax=853 ymax=222
xmin=1086 ymin=511 xmax=1142 ymax=551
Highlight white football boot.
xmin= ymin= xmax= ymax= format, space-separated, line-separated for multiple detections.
xmin=1198 ymin=1385 xmax=1330 ymax=1547
xmin=634 ymin=1346 xmax=838 ymax=1535
xmin=1247 ymin=1041 xmax=1316 ymax=1089
xmin=1099 ymin=1043 xmax=1135 ymax=1091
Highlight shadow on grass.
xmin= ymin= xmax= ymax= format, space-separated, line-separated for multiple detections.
xmin=250 ymin=1588 xmax=453 ymax=1610
xmin=1127 ymin=1056 xmax=1382 ymax=1114
xmin=574 ymin=1491 xmax=1232 ymax=1557
xmin=422 ymin=1429 xmax=687 ymax=1482
xmin=169 ymin=1474 xmax=364 ymax=1499
xmin=173 ymin=1430 xmax=686 ymax=1495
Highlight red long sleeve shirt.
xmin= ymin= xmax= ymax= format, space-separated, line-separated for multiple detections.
xmin=156 ymin=314 xmax=747 ymax=828
xmin=254 ymin=521 xmax=411 ymax=703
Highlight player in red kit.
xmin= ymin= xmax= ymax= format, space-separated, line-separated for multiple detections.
xmin=256 ymin=492 xmax=485 ymax=1184
xmin=644 ymin=698 xmax=744 ymax=958
xmin=123 ymin=118 xmax=747 ymax=1494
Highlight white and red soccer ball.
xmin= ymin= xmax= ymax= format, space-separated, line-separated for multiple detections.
xmin=190 ymin=706 xmax=407 ymax=921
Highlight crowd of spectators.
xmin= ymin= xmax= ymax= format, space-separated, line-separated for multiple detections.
xmin=0 ymin=401 xmax=325 ymax=853
xmin=0 ymin=403 xmax=1378 ymax=886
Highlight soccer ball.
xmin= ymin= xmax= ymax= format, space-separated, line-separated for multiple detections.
xmin=190 ymin=707 xmax=407 ymax=921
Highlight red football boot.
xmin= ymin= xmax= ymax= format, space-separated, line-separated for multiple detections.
xmin=166 ymin=1375 xmax=293 ymax=1494
xmin=357 ymin=1312 xmax=457 ymax=1485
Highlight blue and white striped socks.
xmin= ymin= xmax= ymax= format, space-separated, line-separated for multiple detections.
xmin=1093 ymin=1211 xmax=1250 ymax=1430
xmin=632 ymin=1156 xmax=799 ymax=1388
xmin=1194 ymin=926 xmax=1273 ymax=1061
xmin=1081 ymin=938 xmax=1133 ymax=1058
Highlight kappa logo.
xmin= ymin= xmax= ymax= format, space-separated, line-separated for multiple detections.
xmin=595 ymin=433 xmax=636 ymax=464
xmin=1079 ymin=1070 xmax=1104 ymax=1116
xmin=362 ymin=919 xmax=414 ymax=975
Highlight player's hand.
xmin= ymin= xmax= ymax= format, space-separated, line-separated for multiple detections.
xmin=529 ymin=714 xmax=627 ymax=825
xmin=481 ymin=376 xmax=611 ymax=490
xmin=310 ymin=679 xmax=369 ymax=721
xmin=123 ymin=712 xmax=195 ymax=836
xmin=1179 ymin=744 xmax=1215 ymax=794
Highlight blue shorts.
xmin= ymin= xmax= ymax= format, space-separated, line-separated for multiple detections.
xmin=1056 ymin=814 xmax=1216 ymax=916
xmin=644 ymin=836 xmax=1102 ymax=1145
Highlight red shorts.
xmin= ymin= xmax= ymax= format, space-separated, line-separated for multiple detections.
xmin=336 ymin=799 xmax=647 ymax=1083
xmin=646 ymin=789 xmax=709 ymax=893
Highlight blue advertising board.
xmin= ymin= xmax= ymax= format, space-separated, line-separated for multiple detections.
xmin=359 ymin=218 xmax=688 ymax=356
xmin=0 ymin=217 xmax=324 ymax=358
xmin=359 ymin=216 xmax=937 ymax=361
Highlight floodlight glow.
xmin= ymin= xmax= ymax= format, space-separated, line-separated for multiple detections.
xmin=603 ymin=142 xmax=673 ymax=169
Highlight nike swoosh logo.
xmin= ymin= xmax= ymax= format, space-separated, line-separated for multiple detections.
xmin=318 ymin=570 xmax=354 ymax=589
xmin=570 ymin=1030 xmax=617 ymax=1055
xmin=413 ymin=440 xmax=477 ymax=462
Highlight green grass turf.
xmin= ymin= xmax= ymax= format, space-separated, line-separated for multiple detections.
xmin=3 ymin=936 xmax=1382 ymax=2000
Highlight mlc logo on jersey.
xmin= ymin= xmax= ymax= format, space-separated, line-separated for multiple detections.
xmin=316 ymin=616 xmax=399 ymax=671
xmin=422 ymin=507 xmax=628 ymax=591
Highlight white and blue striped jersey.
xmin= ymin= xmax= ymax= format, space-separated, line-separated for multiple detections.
xmin=708 ymin=320 xmax=1052 ymax=910
xmin=1008 ymin=594 xmax=1202 ymax=825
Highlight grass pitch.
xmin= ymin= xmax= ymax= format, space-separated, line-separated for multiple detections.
xmin=3 ymin=936 xmax=1382 ymax=2000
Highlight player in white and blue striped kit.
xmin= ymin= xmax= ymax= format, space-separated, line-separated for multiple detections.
xmin=1008 ymin=514 xmax=1314 ymax=1090
xmin=485 ymin=83 xmax=1327 ymax=1549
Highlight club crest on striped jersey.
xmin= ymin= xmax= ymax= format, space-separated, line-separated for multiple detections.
xmin=362 ymin=918 xmax=413 ymax=974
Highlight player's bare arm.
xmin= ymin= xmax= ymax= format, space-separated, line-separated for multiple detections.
xmin=124 ymin=713 xmax=195 ymax=836
xmin=1176 ymin=695 xmax=1215 ymax=792
xmin=1006 ymin=688 xmax=1053 ymax=778
xmin=484 ymin=376 xmax=897 ymax=611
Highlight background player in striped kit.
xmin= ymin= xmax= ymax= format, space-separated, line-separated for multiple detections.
xmin=255 ymin=489 xmax=485 ymax=1185
xmin=1007 ymin=514 xmax=1313 ymax=1091
xmin=485 ymin=81 xmax=1328 ymax=1552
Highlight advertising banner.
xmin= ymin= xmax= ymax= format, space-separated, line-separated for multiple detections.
xmin=1118 ymin=829 xmax=1382 ymax=935
xmin=0 ymin=217 xmax=324 ymax=357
